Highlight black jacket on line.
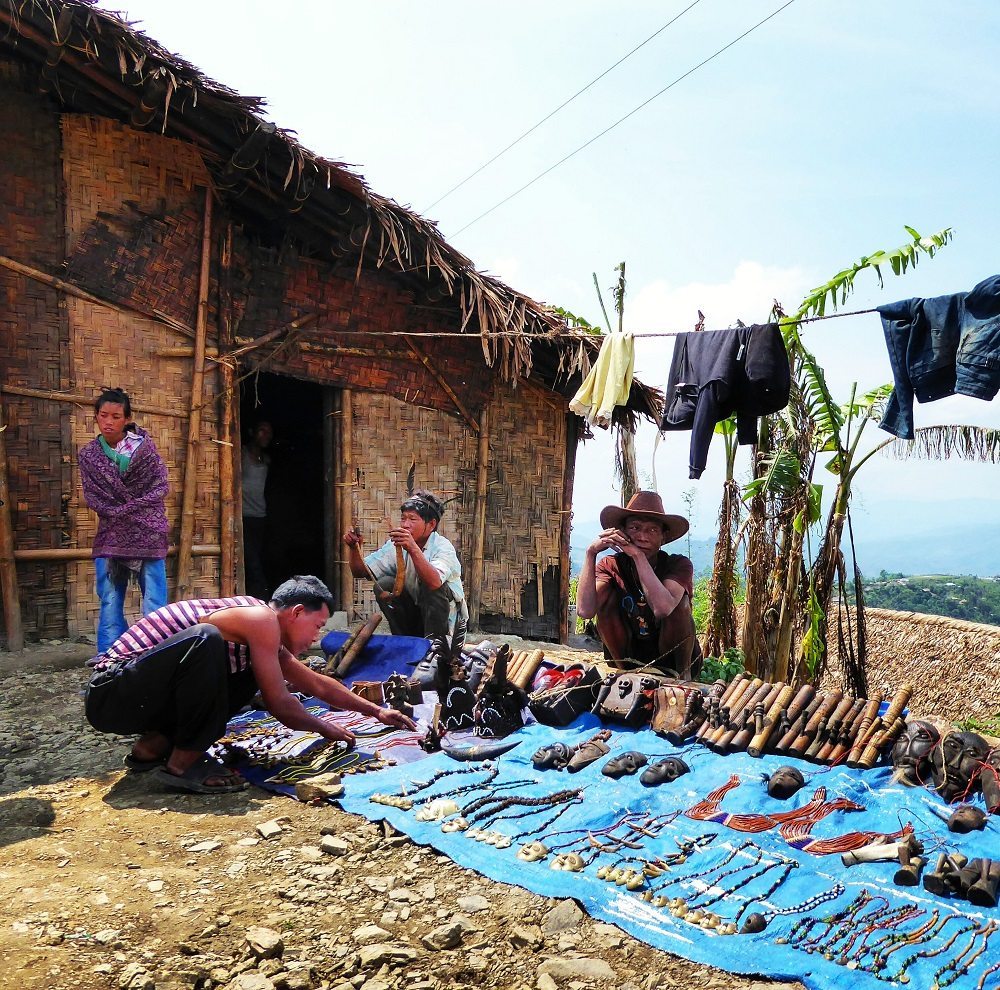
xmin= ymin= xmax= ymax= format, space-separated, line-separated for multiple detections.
xmin=659 ymin=323 xmax=791 ymax=479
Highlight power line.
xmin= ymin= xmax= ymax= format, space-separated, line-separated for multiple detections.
xmin=422 ymin=1 xmax=703 ymax=212
xmin=451 ymin=0 xmax=799 ymax=237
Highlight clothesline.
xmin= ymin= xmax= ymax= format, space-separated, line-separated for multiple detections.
xmin=323 ymin=305 xmax=880 ymax=340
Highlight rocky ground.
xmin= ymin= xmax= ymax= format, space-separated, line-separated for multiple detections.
xmin=0 ymin=640 xmax=799 ymax=990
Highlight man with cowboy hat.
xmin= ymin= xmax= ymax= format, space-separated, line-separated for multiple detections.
xmin=576 ymin=490 xmax=701 ymax=678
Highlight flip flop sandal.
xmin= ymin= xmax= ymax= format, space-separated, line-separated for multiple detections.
xmin=123 ymin=753 xmax=167 ymax=772
xmin=152 ymin=757 xmax=248 ymax=794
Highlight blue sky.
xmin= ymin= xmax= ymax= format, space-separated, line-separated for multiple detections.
xmin=107 ymin=1 xmax=1000 ymax=567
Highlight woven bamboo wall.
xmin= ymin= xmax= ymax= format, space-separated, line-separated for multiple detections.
xmin=478 ymin=380 xmax=566 ymax=639
xmin=60 ymin=116 xmax=220 ymax=640
xmin=0 ymin=66 xmax=69 ymax=641
xmin=347 ymin=392 xmax=477 ymax=618
xmin=825 ymin=607 xmax=1000 ymax=725
xmin=346 ymin=382 xmax=568 ymax=639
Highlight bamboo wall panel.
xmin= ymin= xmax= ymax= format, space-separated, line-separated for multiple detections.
xmin=478 ymin=381 xmax=566 ymax=639
xmin=347 ymin=392 xmax=476 ymax=619
xmin=0 ymin=69 xmax=68 ymax=641
xmin=825 ymin=607 xmax=1000 ymax=724
xmin=61 ymin=118 xmax=220 ymax=639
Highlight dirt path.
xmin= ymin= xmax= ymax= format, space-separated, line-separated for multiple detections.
xmin=0 ymin=642 xmax=797 ymax=990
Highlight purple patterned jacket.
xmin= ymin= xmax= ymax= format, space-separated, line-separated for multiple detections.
xmin=78 ymin=428 xmax=169 ymax=559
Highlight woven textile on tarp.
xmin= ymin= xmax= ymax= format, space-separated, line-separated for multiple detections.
xmin=335 ymin=715 xmax=1000 ymax=990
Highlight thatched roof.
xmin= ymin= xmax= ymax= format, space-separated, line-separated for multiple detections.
xmin=825 ymin=607 xmax=1000 ymax=726
xmin=0 ymin=0 xmax=660 ymax=424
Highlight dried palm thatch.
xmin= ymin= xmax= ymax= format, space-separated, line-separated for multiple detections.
xmin=0 ymin=0 xmax=658 ymax=419
xmin=824 ymin=607 xmax=1000 ymax=725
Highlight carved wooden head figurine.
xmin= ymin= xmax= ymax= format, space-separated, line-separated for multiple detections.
xmin=766 ymin=765 xmax=805 ymax=800
xmin=931 ymin=730 xmax=991 ymax=803
xmin=891 ymin=719 xmax=941 ymax=787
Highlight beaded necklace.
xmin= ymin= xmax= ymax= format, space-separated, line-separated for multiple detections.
xmin=370 ymin=760 xmax=497 ymax=808
xmin=740 ymin=881 xmax=846 ymax=935
xmin=931 ymin=922 xmax=996 ymax=990
xmin=778 ymin=890 xmax=874 ymax=949
xmin=829 ymin=904 xmax=923 ymax=965
xmin=856 ymin=909 xmax=940 ymax=973
xmin=976 ymin=959 xmax=1000 ymax=990
xmin=890 ymin=915 xmax=979 ymax=985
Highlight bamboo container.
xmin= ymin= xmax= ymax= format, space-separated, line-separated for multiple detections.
xmin=710 ymin=680 xmax=772 ymax=751
xmin=698 ymin=675 xmax=757 ymax=741
xmin=815 ymin=698 xmax=865 ymax=763
xmin=823 ymin=697 xmax=867 ymax=764
xmin=332 ymin=612 xmax=383 ymax=679
xmin=787 ymin=689 xmax=843 ymax=758
xmin=844 ymin=692 xmax=886 ymax=767
xmin=849 ymin=684 xmax=912 ymax=768
xmin=747 ymin=683 xmax=796 ymax=757
xmin=729 ymin=681 xmax=785 ymax=753
xmin=806 ymin=693 xmax=855 ymax=762
xmin=512 ymin=649 xmax=545 ymax=691
xmin=774 ymin=692 xmax=824 ymax=753
xmin=696 ymin=674 xmax=747 ymax=739
xmin=856 ymin=716 xmax=906 ymax=770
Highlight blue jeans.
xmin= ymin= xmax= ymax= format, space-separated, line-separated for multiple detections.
xmin=95 ymin=558 xmax=168 ymax=652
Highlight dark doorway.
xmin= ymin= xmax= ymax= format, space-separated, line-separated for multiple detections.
xmin=240 ymin=373 xmax=327 ymax=599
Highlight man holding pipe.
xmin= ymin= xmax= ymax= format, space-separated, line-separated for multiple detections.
xmin=344 ymin=489 xmax=467 ymax=652
xmin=576 ymin=490 xmax=701 ymax=679
xmin=85 ymin=575 xmax=415 ymax=795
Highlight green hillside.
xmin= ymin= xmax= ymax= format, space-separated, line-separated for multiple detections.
xmin=850 ymin=572 xmax=1000 ymax=626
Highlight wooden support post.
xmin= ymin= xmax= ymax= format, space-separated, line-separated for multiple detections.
xmin=535 ymin=533 xmax=546 ymax=617
xmin=467 ymin=400 xmax=490 ymax=630
xmin=176 ymin=187 xmax=213 ymax=600
xmin=0 ymin=394 xmax=24 ymax=649
xmin=323 ymin=388 xmax=338 ymax=597
xmin=339 ymin=388 xmax=354 ymax=621
xmin=403 ymin=336 xmax=479 ymax=432
xmin=218 ymin=223 xmax=236 ymax=596
xmin=558 ymin=414 xmax=580 ymax=644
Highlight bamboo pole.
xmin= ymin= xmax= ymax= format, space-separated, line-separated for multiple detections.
xmin=331 ymin=392 xmax=343 ymax=607
xmin=218 ymin=223 xmax=236 ymax=596
xmin=467 ymin=400 xmax=490 ymax=630
xmin=0 ymin=398 xmax=23 ymax=650
xmin=0 ymin=253 xmax=195 ymax=339
xmin=14 ymin=546 xmax=220 ymax=561
xmin=340 ymin=389 xmax=354 ymax=621
xmin=558 ymin=414 xmax=579 ymax=644
xmin=402 ymin=336 xmax=479 ymax=432
xmin=323 ymin=389 xmax=338 ymax=597
xmin=175 ymin=187 xmax=213 ymax=600
xmin=1 ymin=384 xmax=185 ymax=420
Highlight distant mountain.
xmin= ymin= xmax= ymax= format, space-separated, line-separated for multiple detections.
xmin=846 ymin=522 xmax=1000 ymax=579
xmin=570 ymin=519 xmax=717 ymax=577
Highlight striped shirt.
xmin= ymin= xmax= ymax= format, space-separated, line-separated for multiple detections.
xmin=88 ymin=596 xmax=265 ymax=672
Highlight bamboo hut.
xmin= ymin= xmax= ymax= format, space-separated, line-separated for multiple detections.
xmin=0 ymin=0 xmax=658 ymax=651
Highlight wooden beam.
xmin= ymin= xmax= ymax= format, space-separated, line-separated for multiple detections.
xmin=175 ymin=187 xmax=213 ymax=600
xmin=1 ymin=384 xmax=185 ymax=421
xmin=218 ymin=223 xmax=236 ymax=596
xmin=558 ymin=414 xmax=580 ymax=644
xmin=403 ymin=335 xmax=479 ymax=433
xmin=339 ymin=389 xmax=355 ymax=621
xmin=0 ymin=253 xmax=196 ymax=340
xmin=223 ymin=313 xmax=317 ymax=363
xmin=467 ymin=400 xmax=490 ymax=629
xmin=322 ymin=388 xmax=338 ymax=598
xmin=14 ymin=546 xmax=220 ymax=561
xmin=0 ymin=398 xmax=23 ymax=649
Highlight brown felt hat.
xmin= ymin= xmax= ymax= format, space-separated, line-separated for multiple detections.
xmin=599 ymin=490 xmax=689 ymax=546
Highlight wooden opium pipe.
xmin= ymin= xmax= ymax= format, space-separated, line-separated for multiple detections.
xmin=844 ymin=692 xmax=885 ymax=767
xmin=728 ymin=682 xmax=785 ymax=753
xmin=856 ymin=715 xmax=906 ymax=770
xmin=807 ymin=693 xmax=856 ymax=762
xmin=825 ymin=697 xmax=868 ymax=764
xmin=706 ymin=679 xmax=768 ymax=750
xmin=334 ymin=612 xmax=383 ymax=679
xmin=696 ymin=674 xmax=753 ymax=740
xmin=787 ymin=689 xmax=843 ymax=759
xmin=747 ymin=683 xmax=796 ymax=758
xmin=773 ymin=692 xmax=823 ymax=755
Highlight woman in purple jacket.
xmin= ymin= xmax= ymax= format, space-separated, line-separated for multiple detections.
xmin=79 ymin=388 xmax=169 ymax=652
